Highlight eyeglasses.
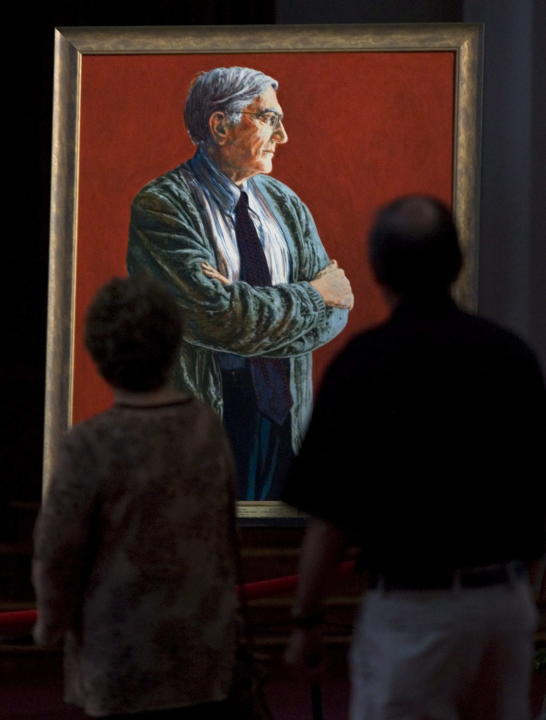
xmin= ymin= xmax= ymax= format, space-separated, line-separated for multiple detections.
xmin=240 ymin=110 xmax=284 ymax=131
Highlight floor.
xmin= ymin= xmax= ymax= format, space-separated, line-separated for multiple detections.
xmin=0 ymin=645 xmax=350 ymax=720
xmin=2 ymin=644 xmax=545 ymax=720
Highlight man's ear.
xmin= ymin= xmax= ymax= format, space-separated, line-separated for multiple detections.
xmin=209 ymin=112 xmax=228 ymax=145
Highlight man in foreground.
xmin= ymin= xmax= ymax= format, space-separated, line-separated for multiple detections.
xmin=128 ymin=66 xmax=352 ymax=501
xmin=283 ymin=195 xmax=545 ymax=719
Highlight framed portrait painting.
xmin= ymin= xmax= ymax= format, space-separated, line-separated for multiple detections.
xmin=45 ymin=24 xmax=482 ymax=520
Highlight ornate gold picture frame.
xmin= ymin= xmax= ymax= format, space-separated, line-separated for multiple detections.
xmin=45 ymin=24 xmax=482 ymax=520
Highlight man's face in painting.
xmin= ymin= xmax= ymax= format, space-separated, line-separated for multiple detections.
xmin=213 ymin=86 xmax=288 ymax=185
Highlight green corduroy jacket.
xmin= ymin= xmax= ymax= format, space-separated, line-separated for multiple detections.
xmin=128 ymin=164 xmax=348 ymax=452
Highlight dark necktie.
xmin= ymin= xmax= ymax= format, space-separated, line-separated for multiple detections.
xmin=234 ymin=191 xmax=293 ymax=425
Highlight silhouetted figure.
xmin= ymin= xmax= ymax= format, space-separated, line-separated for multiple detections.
xmin=284 ymin=195 xmax=545 ymax=720
xmin=33 ymin=276 xmax=240 ymax=719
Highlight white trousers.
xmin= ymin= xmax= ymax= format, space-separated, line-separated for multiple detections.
xmin=349 ymin=579 xmax=538 ymax=720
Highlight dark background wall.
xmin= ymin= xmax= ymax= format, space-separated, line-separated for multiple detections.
xmin=4 ymin=0 xmax=544 ymax=515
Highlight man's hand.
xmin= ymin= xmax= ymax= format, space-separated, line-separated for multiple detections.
xmin=311 ymin=260 xmax=354 ymax=310
xmin=284 ymin=627 xmax=326 ymax=680
xmin=201 ymin=262 xmax=231 ymax=286
xmin=203 ymin=258 xmax=354 ymax=310
xmin=314 ymin=259 xmax=339 ymax=279
xmin=33 ymin=619 xmax=63 ymax=648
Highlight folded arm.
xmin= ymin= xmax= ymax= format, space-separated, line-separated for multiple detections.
xmin=128 ymin=182 xmax=349 ymax=358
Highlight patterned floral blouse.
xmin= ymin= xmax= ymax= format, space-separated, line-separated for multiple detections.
xmin=32 ymin=397 xmax=238 ymax=717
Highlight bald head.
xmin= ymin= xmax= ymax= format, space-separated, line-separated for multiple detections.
xmin=369 ymin=195 xmax=462 ymax=300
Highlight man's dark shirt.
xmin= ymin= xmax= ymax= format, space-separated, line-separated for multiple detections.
xmin=283 ymin=296 xmax=546 ymax=573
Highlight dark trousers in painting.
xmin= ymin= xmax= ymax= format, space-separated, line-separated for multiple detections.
xmin=221 ymin=366 xmax=294 ymax=501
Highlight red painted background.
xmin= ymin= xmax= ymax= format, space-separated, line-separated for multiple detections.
xmin=74 ymin=51 xmax=455 ymax=422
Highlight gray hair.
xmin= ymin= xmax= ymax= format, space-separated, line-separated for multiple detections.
xmin=184 ymin=66 xmax=279 ymax=144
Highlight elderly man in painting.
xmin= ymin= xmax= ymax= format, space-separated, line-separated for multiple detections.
xmin=128 ymin=66 xmax=353 ymax=501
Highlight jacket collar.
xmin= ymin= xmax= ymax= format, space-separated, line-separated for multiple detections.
xmin=187 ymin=145 xmax=247 ymax=214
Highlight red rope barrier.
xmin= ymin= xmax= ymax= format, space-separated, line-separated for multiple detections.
xmin=0 ymin=610 xmax=36 ymax=636
xmin=0 ymin=560 xmax=356 ymax=637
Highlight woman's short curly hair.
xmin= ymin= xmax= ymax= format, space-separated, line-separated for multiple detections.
xmin=85 ymin=275 xmax=183 ymax=392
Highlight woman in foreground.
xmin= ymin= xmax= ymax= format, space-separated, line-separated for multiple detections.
xmin=33 ymin=275 xmax=239 ymax=719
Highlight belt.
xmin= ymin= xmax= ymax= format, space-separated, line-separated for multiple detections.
xmin=369 ymin=562 xmax=527 ymax=591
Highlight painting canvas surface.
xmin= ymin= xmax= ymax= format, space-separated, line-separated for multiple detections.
xmin=71 ymin=51 xmax=454 ymax=502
